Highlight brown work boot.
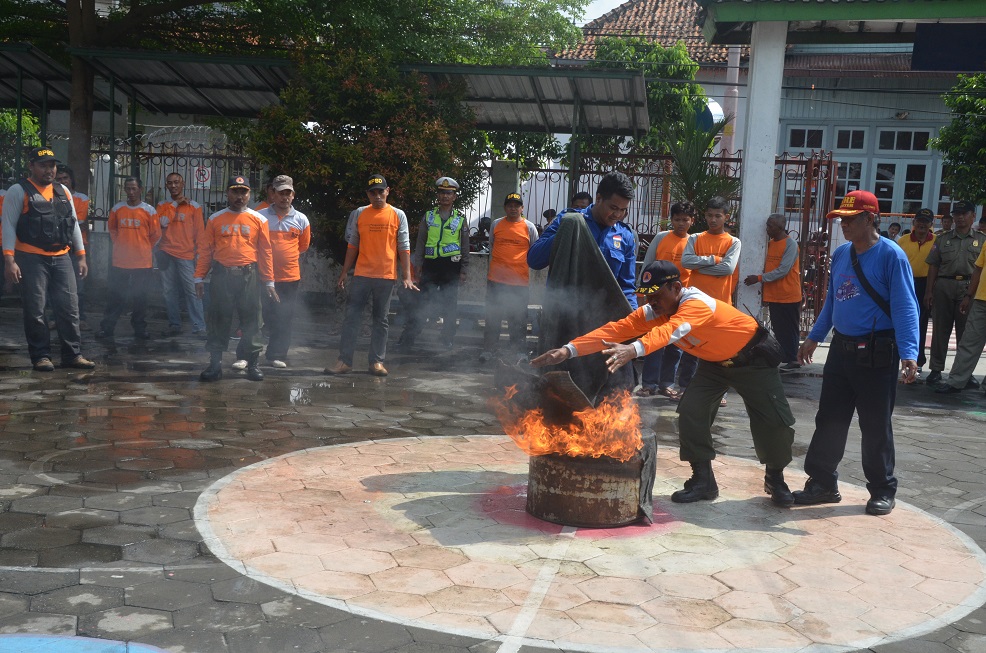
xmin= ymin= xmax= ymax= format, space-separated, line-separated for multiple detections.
xmin=33 ymin=357 xmax=55 ymax=372
xmin=324 ymin=360 xmax=352 ymax=375
xmin=64 ymin=355 xmax=96 ymax=370
xmin=369 ymin=362 xmax=388 ymax=377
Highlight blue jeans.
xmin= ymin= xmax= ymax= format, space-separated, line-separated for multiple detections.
xmin=803 ymin=332 xmax=899 ymax=498
xmin=338 ymin=276 xmax=393 ymax=366
xmin=15 ymin=251 xmax=82 ymax=364
xmin=161 ymin=253 xmax=205 ymax=332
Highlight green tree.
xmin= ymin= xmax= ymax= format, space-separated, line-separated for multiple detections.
xmin=665 ymin=113 xmax=740 ymax=231
xmin=578 ymin=37 xmax=706 ymax=154
xmin=0 ymin=109 xmax=41 ymax=183
xmin=932 ymin=73 xmax=986 ymax=206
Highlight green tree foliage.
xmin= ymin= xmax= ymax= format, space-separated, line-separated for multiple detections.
xmin=579 ymin=37 xmax=706 ymax=154
xmin=0 ymin=109 xmax=41 ymax=183
xmin=238 ymin=52 xmax=486 ymax=260
xmin=666 ymin=113 xmax=740 ymax=232
xmin=932 ymin=73 xmax=986 ymax=206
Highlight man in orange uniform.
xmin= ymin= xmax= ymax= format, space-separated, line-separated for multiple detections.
xmin=156 ymin=172 xmax=205 ymax=337
xmin=532 ymin=260 xmax=796 ymax=506
xmin=682 ymin=196 xmax=740 ymax=405
xmin=54 ymin=166 xmax=91 ymax=329
xmin=255 ymin=175 xmax=310 ymax=368
xmin=194 ymin=176 xmax=278 ymax=382
xmin=326 ymin=174 xmax=417 ymax=377
xmin=637 ymin=202 xmax=695 ymax=398
xmin=896 ymin=208 xmax=936 ymax=375
xmin=744 ymin=213 xmax=803 ymax=370
xmin=95 ymin=177 xmax=160 ymax=341
xmin=479 ymin=192 xmax=538 ymax=362
xmin=1 ymin=148 xmax=95 ymax=371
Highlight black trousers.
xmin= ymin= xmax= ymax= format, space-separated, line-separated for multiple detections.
xmin=262 ymin=280 xmax=300 ymax=362
xmin=767 ymin=301 xmax=801 ymax=364
xmin=802 ymin=332 xmax=898 ymax=498
xmin=100 ymin=267 xmax=153 ymax=337
xmin=207 ymin=264 xmax=263 ymax=358
xmin=912 ymin=276 xmax=930 ymax=368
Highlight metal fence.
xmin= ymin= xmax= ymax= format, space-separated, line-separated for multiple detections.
xmin=87 ymin=136 xmax=260 ymax=229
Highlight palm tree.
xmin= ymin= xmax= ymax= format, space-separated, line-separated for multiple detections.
xmin=666 ymin=113 xmax=741 ymax=225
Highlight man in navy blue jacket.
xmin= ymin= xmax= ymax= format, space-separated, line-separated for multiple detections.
xmin=793 ymin=190 xmax=919 ymax=516
xmin=528 ymin=172 xmax=638 ymax=309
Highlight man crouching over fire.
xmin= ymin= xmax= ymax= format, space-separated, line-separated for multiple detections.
xmin=531 ymin=260 xmax=797 ymax=506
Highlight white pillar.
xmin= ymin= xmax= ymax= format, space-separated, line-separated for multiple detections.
xmin=720 ymin=47 xmax=741 ymax=154
xmin=736 ymin=21 xmax=788 ymax=317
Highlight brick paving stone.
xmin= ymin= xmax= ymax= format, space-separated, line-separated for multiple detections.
xmin=122 ymin=538 xmax=199 ymax=565
xmin=0 ymin=612 xmax=77 ymax=635
xmin=126 ymin=579 xmax=213 ymax=612
xmin=318 ymin=617 xmax=415 ymax=653
xmin=0 ymin=526 xmax=80 ymax=550
xmin=78 ymin=606 xmax=173 ymax=639
xmin=30 ymin=585 xmax=124 ymax=615
xmin=9 ymin=495 xmax=84 ymax=514
xmin=260 ymin=596 xmax=351 ymax=629
xmin=43 ymin=509 xmax=119 ymax=530
xmin=172 ymin=599 xmax=265 ymax=630
xmin=37 ymin=543 xmax=121 ymax=568
xmin=0 ymin=593 xmax=29 ymax=619
xmin=224 ymin=622 xmax=324 ymax=653
xmin=211 ymin=577 xmax=287 ymax=605
xmin=139 ymin=627 xmax=231 ymax=653
xmin=82 ymin=524 xmax=157 ymax=547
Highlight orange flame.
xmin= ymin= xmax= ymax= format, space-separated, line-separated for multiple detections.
xmin=494 ymin=386 xmax=643 ymax=462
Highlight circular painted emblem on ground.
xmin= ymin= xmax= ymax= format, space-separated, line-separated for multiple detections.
xmin=195 ymin=436 xmax=986 ymax=653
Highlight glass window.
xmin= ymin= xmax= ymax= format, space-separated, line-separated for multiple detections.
xmin=836 ymin=129 xmax=865 ymax=150
xmin=879 ymin=131 xmax=895 ymax=150
xmin=789 ymin=128 xmax=824 ymax=149
xmin=878 ymin=130 xmax=932 ymax=152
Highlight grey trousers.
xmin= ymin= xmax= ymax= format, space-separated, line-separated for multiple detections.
xmin=338 ymin=276 xmax=394 ymax=366
xmin=946 ymin=299 xmax=986 ymax=389
xmin=930 ymin=278 xmax=972 ymax=372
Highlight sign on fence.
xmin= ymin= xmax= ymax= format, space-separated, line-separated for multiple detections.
xmin=192 ymin=165 xmax=211 ymax=190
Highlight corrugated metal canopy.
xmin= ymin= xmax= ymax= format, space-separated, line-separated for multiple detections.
xmin=69 ymin=48 xmax=292 ymax=118
xmin=0 ymin=43 xmax=77 ymax=111
xmin=405 ymin=65 xmax=649 ymax=138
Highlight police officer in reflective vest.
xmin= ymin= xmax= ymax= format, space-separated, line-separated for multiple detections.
xmin=401 ymin=176 xmax=470 ymax=348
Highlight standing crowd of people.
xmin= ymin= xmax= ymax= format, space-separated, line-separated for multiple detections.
xmin=3 ymin=151 xmax=985 ymax=515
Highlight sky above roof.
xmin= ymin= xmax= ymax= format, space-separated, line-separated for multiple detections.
xmin=581 ymin=0 xmax=626 ymax=25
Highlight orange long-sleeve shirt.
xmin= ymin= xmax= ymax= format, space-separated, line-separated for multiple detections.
xmin=568 ymin=287 xmax=757 ymax=363
xmin=72 ymin=192 xmax=90 ymax=247
xmin=108 ymin=201 xmax=160 ymax=269
xmin=260 ymin=206 xmax=311 ymax=282
xmin=155 ymin=199 xmax=203 ymax=260
xmin=762 ymin=236 xmax=802 ymax=304
xmin=195 ymin=207 xmax=274 ymax=283
xmin=681 ymin=232 xmax=740 ymax=303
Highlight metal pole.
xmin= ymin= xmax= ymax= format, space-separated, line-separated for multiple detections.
xmin=16 ymin=67 xmax=23 ymax=169
xmin=40 ymin=84 xmax=48 ymax=145
xmin=129 ymin=96 xmax=138 ymax=177
xmin=108 ymin=75 xmax=116 ymax=197
xmin=567 ymin=94 xmax=582 ymax=204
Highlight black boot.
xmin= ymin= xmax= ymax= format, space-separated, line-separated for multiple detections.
xmin=245 ymin=355 xmax=264 ymax=382
xmin=764 ymin=467 xmax=795 ymax=507
xmin=671 ymin=461 xmax=719 ymax=503
xmin=200 ymin=353 xmax=223 ymax=382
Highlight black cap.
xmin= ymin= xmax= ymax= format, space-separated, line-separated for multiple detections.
xmin=952 ymin=200 xmax=975 ymax=214
xmin=227 ymin=175 xmax=250 ymax=190
xmin=636 ymin=260 xmax=680 ymax=295
xmin=29 ymin=147 xmax=56 ymax=164
xmin=914 ymin=208 xmax=934 ymax=222
xmin=504 ymin=192 xmax=523 ymax=205
xmin=367 ymin=174 xmax=388 ymax=191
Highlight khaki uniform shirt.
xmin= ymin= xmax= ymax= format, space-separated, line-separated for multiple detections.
xmin=926 ymin=230 xmax=985 ymax=278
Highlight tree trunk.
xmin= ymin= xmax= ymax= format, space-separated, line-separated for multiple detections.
xmin=68 ymin=54 xmax=95 ymax=195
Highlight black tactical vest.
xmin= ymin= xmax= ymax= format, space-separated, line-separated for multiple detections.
xmin=16 ymin=181 xmax=76 ymax=251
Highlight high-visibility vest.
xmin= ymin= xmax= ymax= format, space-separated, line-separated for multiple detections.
xmin=424 ymin=209 xmax=463 ymax=259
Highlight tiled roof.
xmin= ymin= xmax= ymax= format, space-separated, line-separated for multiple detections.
xmin=560 ymin=0 xmax=740 ymax=65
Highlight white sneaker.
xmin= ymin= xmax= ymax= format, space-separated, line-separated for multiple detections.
xmin=271 ymin=360 xmax=287 ymax=369
xmin=231 ymin=359 xmax=248 ymax=370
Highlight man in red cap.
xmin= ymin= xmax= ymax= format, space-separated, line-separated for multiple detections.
xmin=793 ymin=190 xmax=919 ymax=516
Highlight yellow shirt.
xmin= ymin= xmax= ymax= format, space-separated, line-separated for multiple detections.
xmin=898 ymin=231 xmax=936 ymax=278
xmin=975 ymin=246 xmax=986 ymax=302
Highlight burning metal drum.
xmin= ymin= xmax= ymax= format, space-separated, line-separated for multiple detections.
xmin=526 ymin=433 xmax=655 ymax=528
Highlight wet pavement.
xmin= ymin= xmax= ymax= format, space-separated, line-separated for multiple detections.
xmin=1 ymin=295 xmax=986 ymax=653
